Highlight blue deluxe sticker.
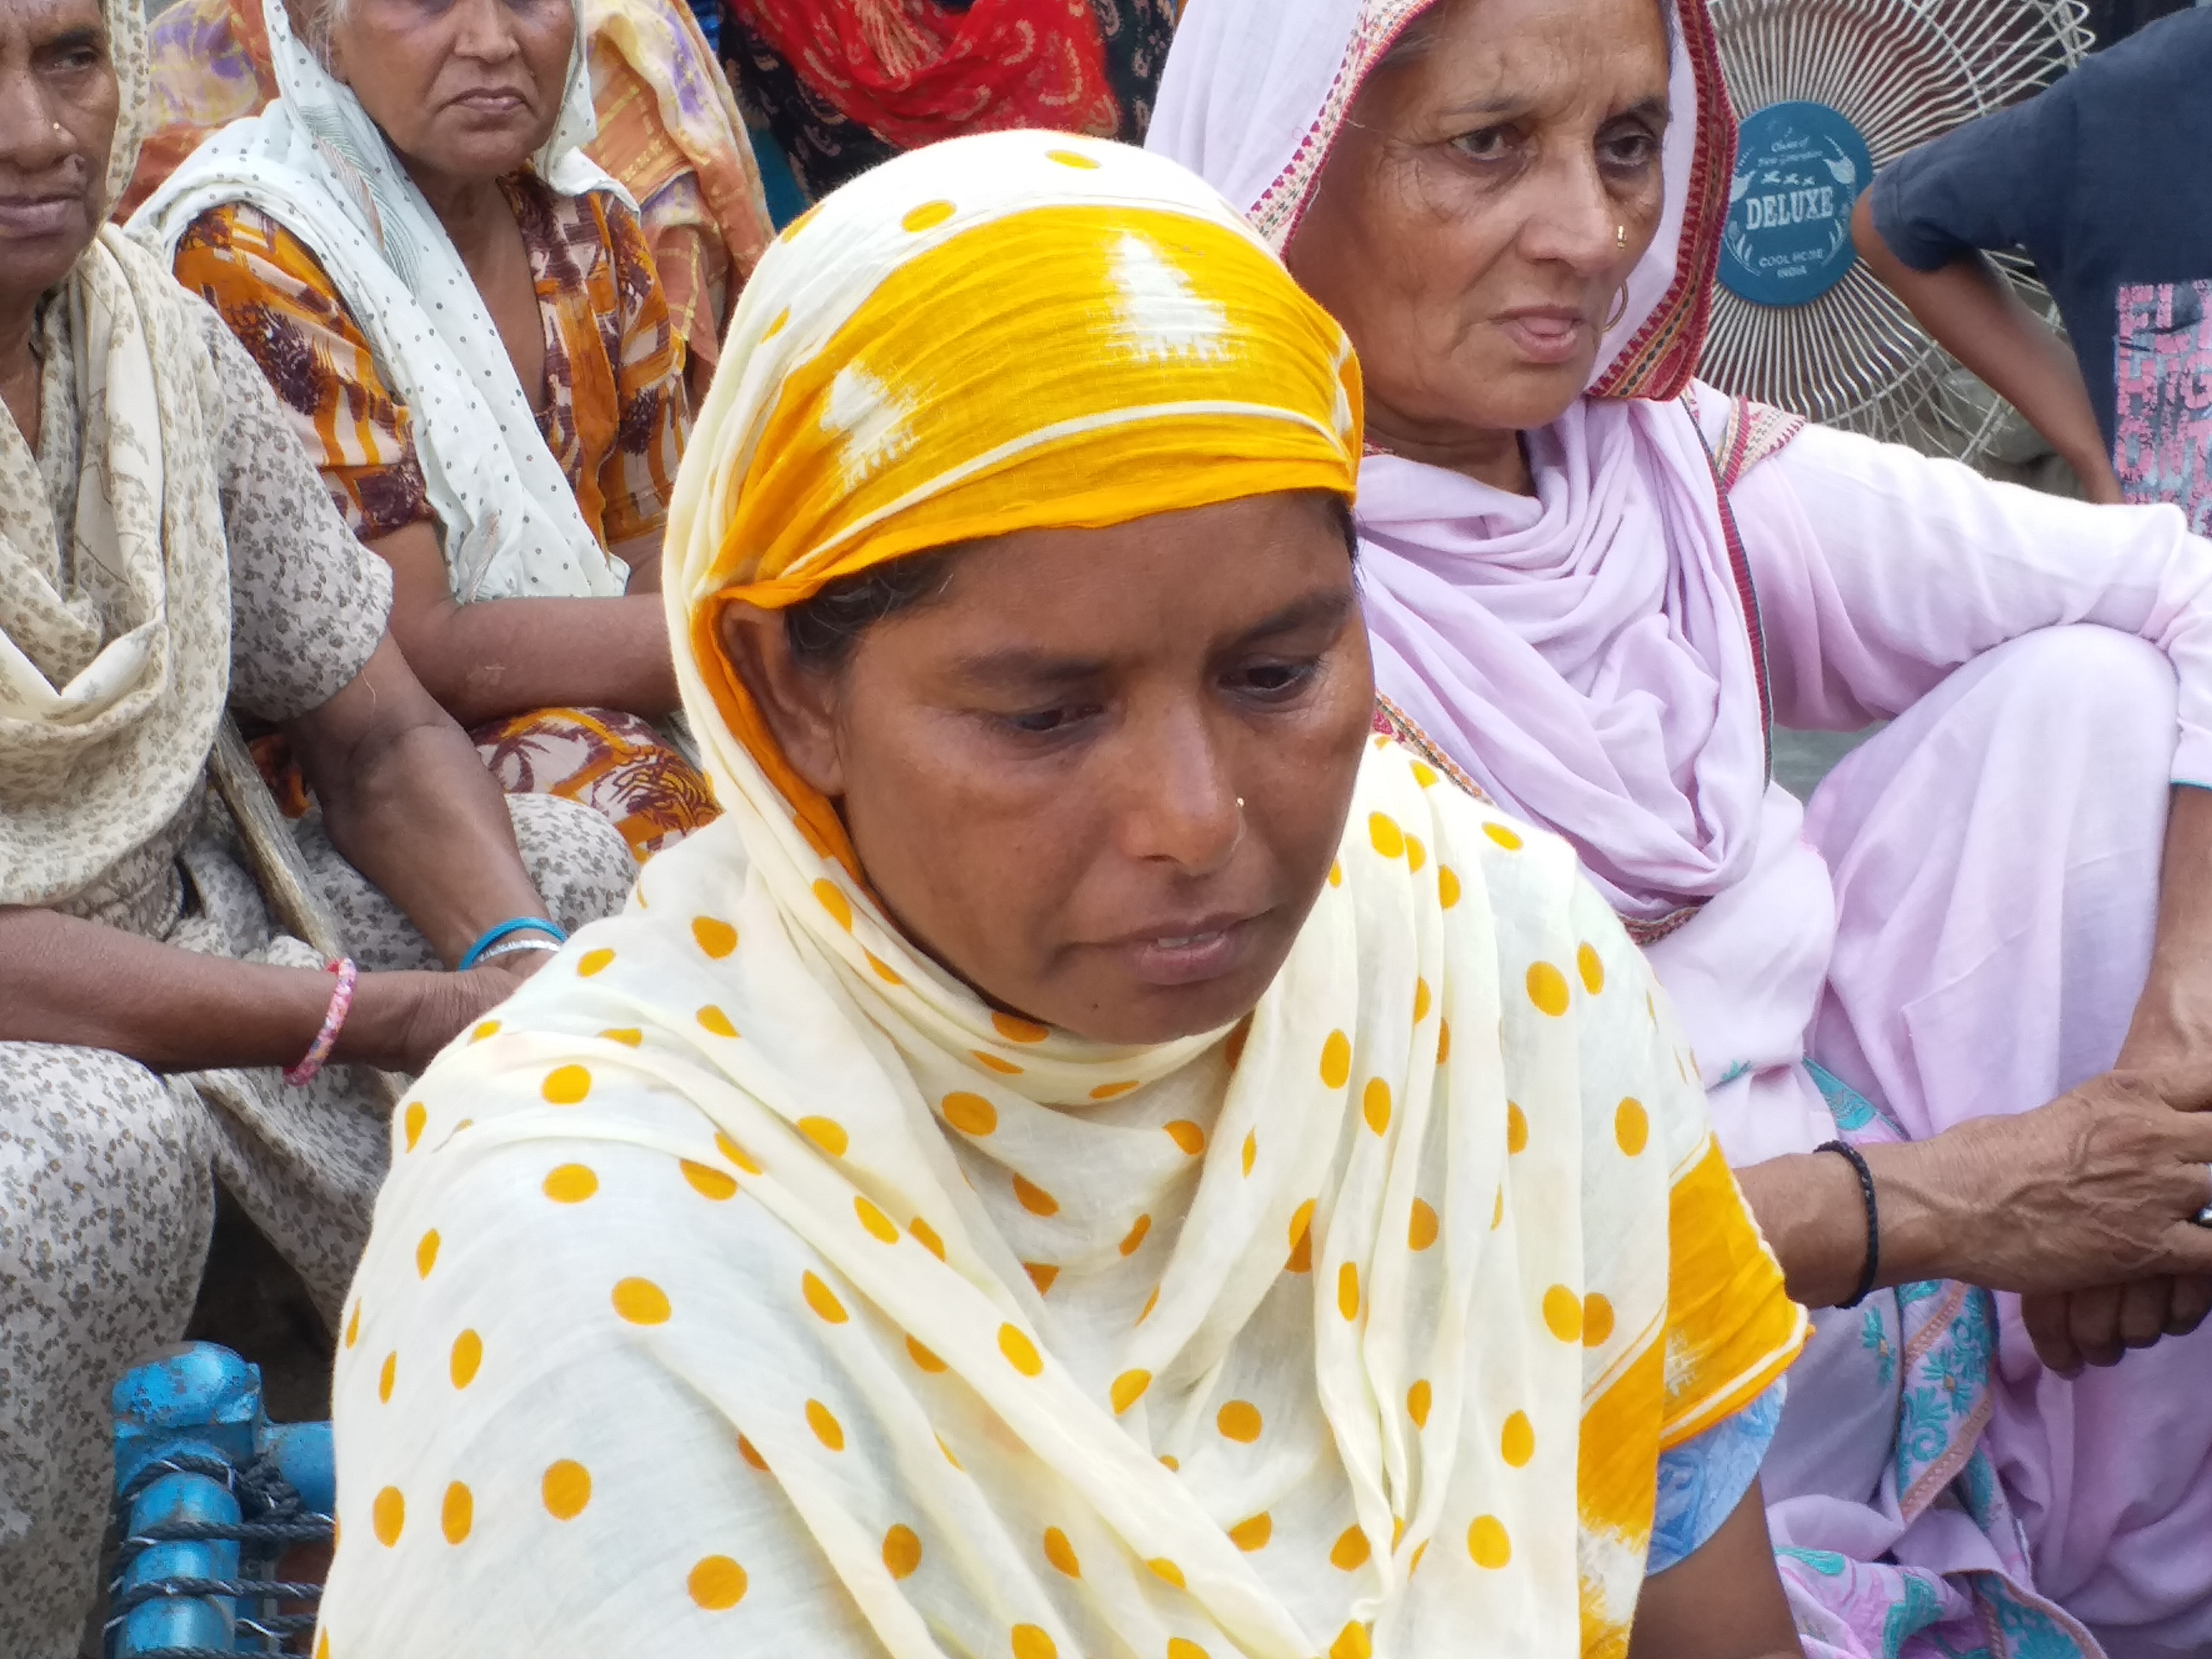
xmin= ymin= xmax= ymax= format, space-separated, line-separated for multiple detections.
xmin=1718 ymin=101 xmax=1873 ymax=307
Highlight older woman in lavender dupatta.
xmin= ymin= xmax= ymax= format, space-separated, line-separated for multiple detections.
xmin=1153 ymin=0 xmax=2212 ymax=1655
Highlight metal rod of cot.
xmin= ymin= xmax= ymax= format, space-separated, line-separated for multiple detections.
xmin=109 ymin=1343 xmax=336 ymax=1658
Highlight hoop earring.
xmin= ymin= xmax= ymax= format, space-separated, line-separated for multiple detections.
xmin=1604 ymin=285 xmax=1631 ymax=331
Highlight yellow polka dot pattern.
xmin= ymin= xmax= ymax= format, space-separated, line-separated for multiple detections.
xmin=688 ymin=1555 xmax=747 ymax=1610
xmin=715 ymin=1132 xmax=763 ymax=1176
xmin=1541 ymin=1286 xmax=1582 ymax=1343
xmin=1501 ymin=1410 xmax=1536 ymax=1467
xmin=1615 ymin=1097 xmax=1649 ymax=1156
xmin=906 ymin=1336 xmax=946 ymax=1373
xmin=1408 ymin=1198 xmax=1439 ymax=1251
xmin=321 ymin=716 xmax=1811 ymax=1655
xmin=440 ymin=1480 xmax=471 ymax=1544
xmin=1526 ymin=963 xmax=1571 ymax=1017
xmin=942 ymin=1092 xmax=997 ymax=1136
xmin=1319 ymin=1030 xmax=1352 ymax=1090
xmin=449 ymin=1329 xmax=482 ymax=1389
xmin=543 ymin=1164 xmax=598 ymax=1203
xmin=542 ymin=1459 xmax=590 ymax=1521
xmin=1361 ymin=1078 xmax=1392 ymax=1134
xmin=613 ymin=1277 xmax=671 ymax=1325
xmin=798 ymin=1117 xmax=849 ymax=1157
xmin=1110 ymin=1370 xmax=1150 ymax=1413
xmin=542 ymin=1065 xmax=591 ymax=1106
xmin=803 ymin=1272 xmax=848 ymax=1324
xmin=690 ymin=916 xmax=737 ymax=958
xmin=372 ymin=1485 xmax=403 ymax=1546
xmin=1164 ymin=1120 xmax=1206 ymax=1155
xmin=1468 ymin=1515 xmax=1513 ymax=1569
xmin=813 ymin=880 xmax=853 ymax=931
xmin=682 ymin=1160 xmax=738 ymax=1200
xmin=1577 ymin=943 xmax=1606 ymax=995
xmin=1216 ymin=1400 xmax=1262 ymax=1443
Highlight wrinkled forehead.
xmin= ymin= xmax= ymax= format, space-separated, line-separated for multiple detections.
xmin=1358 ymin=0 xmax=1675 ymax=124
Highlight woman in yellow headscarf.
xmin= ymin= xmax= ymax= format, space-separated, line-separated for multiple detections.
xmin=315 ymin=132 xmax=1810 ymax=1659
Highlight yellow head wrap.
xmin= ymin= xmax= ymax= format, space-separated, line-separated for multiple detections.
xmin=664 ymin=131 xmax=1363 ymax=869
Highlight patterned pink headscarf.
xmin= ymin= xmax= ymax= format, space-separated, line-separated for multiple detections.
xmin=1149 ymin=0 xmax=1800 ymax=939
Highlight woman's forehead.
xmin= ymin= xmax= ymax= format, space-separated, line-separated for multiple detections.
xmin=1368 ymin=0 xmax=1671 ymax=116
xmin=887 ymin=499 xmax=1356 ymax=660
xmin=2 ymin=0 xmax=108 ymax=48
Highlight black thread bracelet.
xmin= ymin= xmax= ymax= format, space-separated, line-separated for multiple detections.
xmin=1815 ymin=1139 xmax=1880 ymax=1309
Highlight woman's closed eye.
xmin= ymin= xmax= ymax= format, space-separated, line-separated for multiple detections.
xmin=998 ymin=700 xmax=1105 ymax=738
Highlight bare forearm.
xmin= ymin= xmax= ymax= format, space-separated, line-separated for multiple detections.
xmin=1851 ymin=197 xmax=2118 ymax=501
xmin=1734 ymin=1137 xmax=1964 ymax=1308
xmin=2119 ymin=785 xmax=2212 ymax=1070
xmin=306 ymin=719 xmax=549 ymax=969
xmin=0 ymin=907 xmax=464 ymax=1072
xmin=394 ymin=591 xmax=678 ymax=724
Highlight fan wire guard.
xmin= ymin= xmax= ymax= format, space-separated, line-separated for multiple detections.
xmin=1699 ymin=0 xmax=2091 ymax=463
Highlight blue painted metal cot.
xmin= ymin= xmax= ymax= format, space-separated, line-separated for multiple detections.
xmin=108 ymin=1345 xmax=335 ymax=1658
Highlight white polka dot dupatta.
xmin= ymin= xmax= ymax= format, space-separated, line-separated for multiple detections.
xmin=317 ymin=136 xmax=1803 ymax=1659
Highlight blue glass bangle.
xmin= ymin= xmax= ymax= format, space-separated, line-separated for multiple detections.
xmin=459 ymin=917 xmax=567 ymax=970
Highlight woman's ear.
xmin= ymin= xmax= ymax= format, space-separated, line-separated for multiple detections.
xmin=716 ymin=602 xmax=848 ymax=798
xmin=295 ymin=0 xmax=349 ymax=81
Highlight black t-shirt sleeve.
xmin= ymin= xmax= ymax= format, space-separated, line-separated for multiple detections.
xmin=1866 ymin=80 xmax=2076 ymax=272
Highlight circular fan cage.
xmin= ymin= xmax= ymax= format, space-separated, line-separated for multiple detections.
xmin=1699 ymin=0 xmax=2092 ymax=466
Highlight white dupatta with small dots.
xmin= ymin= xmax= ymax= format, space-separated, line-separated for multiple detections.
xmin=131 ymin=0 xmax=630 ymax=602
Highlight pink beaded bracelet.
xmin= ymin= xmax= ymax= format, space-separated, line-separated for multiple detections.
xmin=284 ymin=958 xmax=359 ymax=1087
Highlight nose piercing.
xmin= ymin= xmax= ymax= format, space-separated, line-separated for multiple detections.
xmin=1236 ymin=798 xmax=1245 ymax=808
xmin=1616 ymin=223 xmax=1627 ymax=250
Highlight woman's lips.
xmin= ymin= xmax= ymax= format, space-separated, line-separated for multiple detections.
xmin=452 ymin=89 xmax=529 ymax=114
xmin=0 ymin=196 xmax=82 ymax=238
xmin=1496 ymin=310 xmax=1592 ymax=366
xmin=1105 ymin=914 xmax=1264 ymax=988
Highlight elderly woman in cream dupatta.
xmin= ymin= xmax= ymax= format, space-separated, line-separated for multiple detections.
xmin=314 ymin=133 xmax=1809 ymax=1659
xmin=0 ymin=0 xmax=638 ymax=1650
xmin=1148 ymin=0 xmax=2212 ymax=1653
xmin=132 ymin=0 xmax=717 ymax=860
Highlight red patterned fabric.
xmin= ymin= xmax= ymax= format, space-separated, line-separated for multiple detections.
xmin=730 ymin=0 xmax=1121 ymax=153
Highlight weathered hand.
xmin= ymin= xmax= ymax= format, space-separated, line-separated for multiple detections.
xmin=2021 ymin=1275 xmax=2212 ymax=1375
xmin=384 ymin=964 xmax=537 ymax=1074
xmin=1933 ymin=1069 xmax=2212 ymax=1296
